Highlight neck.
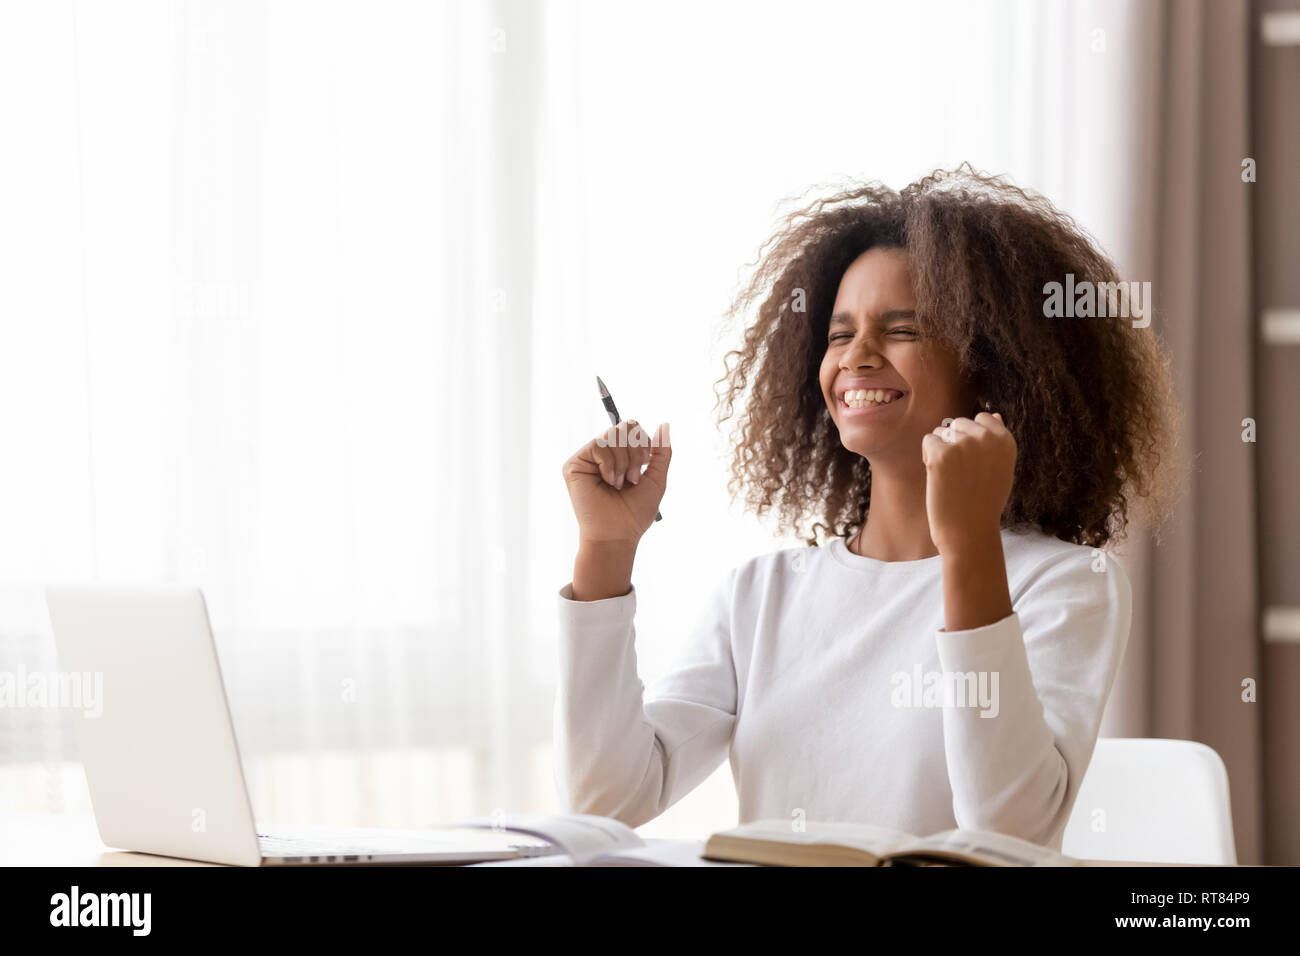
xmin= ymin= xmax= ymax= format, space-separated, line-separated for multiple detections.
xmin=853 ymin=455 xmax=938 ymax=561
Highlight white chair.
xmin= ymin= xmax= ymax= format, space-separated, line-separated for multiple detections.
xmin=1062 ymin=738 xmax=1236 ymax=864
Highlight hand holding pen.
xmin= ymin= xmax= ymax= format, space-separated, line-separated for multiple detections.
xmin=561 ymin=377 xmax=670 ymax=562
xmin=596 ymin=376 xmax=663 ymax=523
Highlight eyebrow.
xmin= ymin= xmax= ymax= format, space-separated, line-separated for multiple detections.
xmin=828 ymin=309 xmax=916 ymax=327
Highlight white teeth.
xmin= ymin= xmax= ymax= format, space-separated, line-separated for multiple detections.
xmin=843 ymin=388 xmax=900 ymax=408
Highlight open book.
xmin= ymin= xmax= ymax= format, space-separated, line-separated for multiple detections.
xmin=444 ymin=812 xmax=1078 ymax=867
xmin=703 ymin=819 xmax=1081 ymax=867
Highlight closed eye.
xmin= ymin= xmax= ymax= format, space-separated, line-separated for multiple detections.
xmin=828 ymin=328 xmax=918 ymax=343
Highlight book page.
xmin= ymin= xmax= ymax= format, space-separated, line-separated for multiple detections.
xmin=443 ymin=812 xmax=644 ymax=865
xmin=890 ymin=829 xmax=1078 ymax=867
xmin=719 ymin=819 xmax=917 ymax=857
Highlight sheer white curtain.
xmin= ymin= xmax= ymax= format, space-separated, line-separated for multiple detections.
xmin=0 ymin=0 xmax=1147 ymax=835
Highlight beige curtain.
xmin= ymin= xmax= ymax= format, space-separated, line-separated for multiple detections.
xmin=1103 ymin=0 xmax=1264 ymax=864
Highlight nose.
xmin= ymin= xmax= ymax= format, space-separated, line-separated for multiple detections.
xmin=840 ymin=333 xmax=884 ymax=370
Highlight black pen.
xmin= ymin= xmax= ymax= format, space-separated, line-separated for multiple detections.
xmin=595 ymin=376 xmax=662 ymax=522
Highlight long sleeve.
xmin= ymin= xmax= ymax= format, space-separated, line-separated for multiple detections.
xmin=552 ymin=571 xmax=739 ymax=828
xmin=932 ymin=547 xmax=1132 ymax=849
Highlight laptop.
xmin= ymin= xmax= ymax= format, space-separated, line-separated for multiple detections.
xmin=43 ymin=584 xmax=552 ymax=866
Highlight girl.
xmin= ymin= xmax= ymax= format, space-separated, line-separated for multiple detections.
xmin=555 ymin=166 xmax=1180 ymax=850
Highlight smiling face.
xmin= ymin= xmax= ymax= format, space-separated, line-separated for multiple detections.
xmin=819 ymin=246 xmax=976 ymax=462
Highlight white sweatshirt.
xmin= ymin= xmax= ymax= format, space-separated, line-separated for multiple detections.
xmin=552 ymin=527 xmax=1132 ymax=850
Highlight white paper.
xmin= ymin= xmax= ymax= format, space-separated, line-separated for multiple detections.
xmin=589 ymin=838 xmax=754 ymax=867
xmin=444 ymin=812 xmax=645 ymax=865
xmin=467 ymin=838 xmax=756 ymax=867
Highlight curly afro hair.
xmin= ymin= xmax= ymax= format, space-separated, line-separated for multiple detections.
xmin=711 ymin=164 xmax=1183 ymax=550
